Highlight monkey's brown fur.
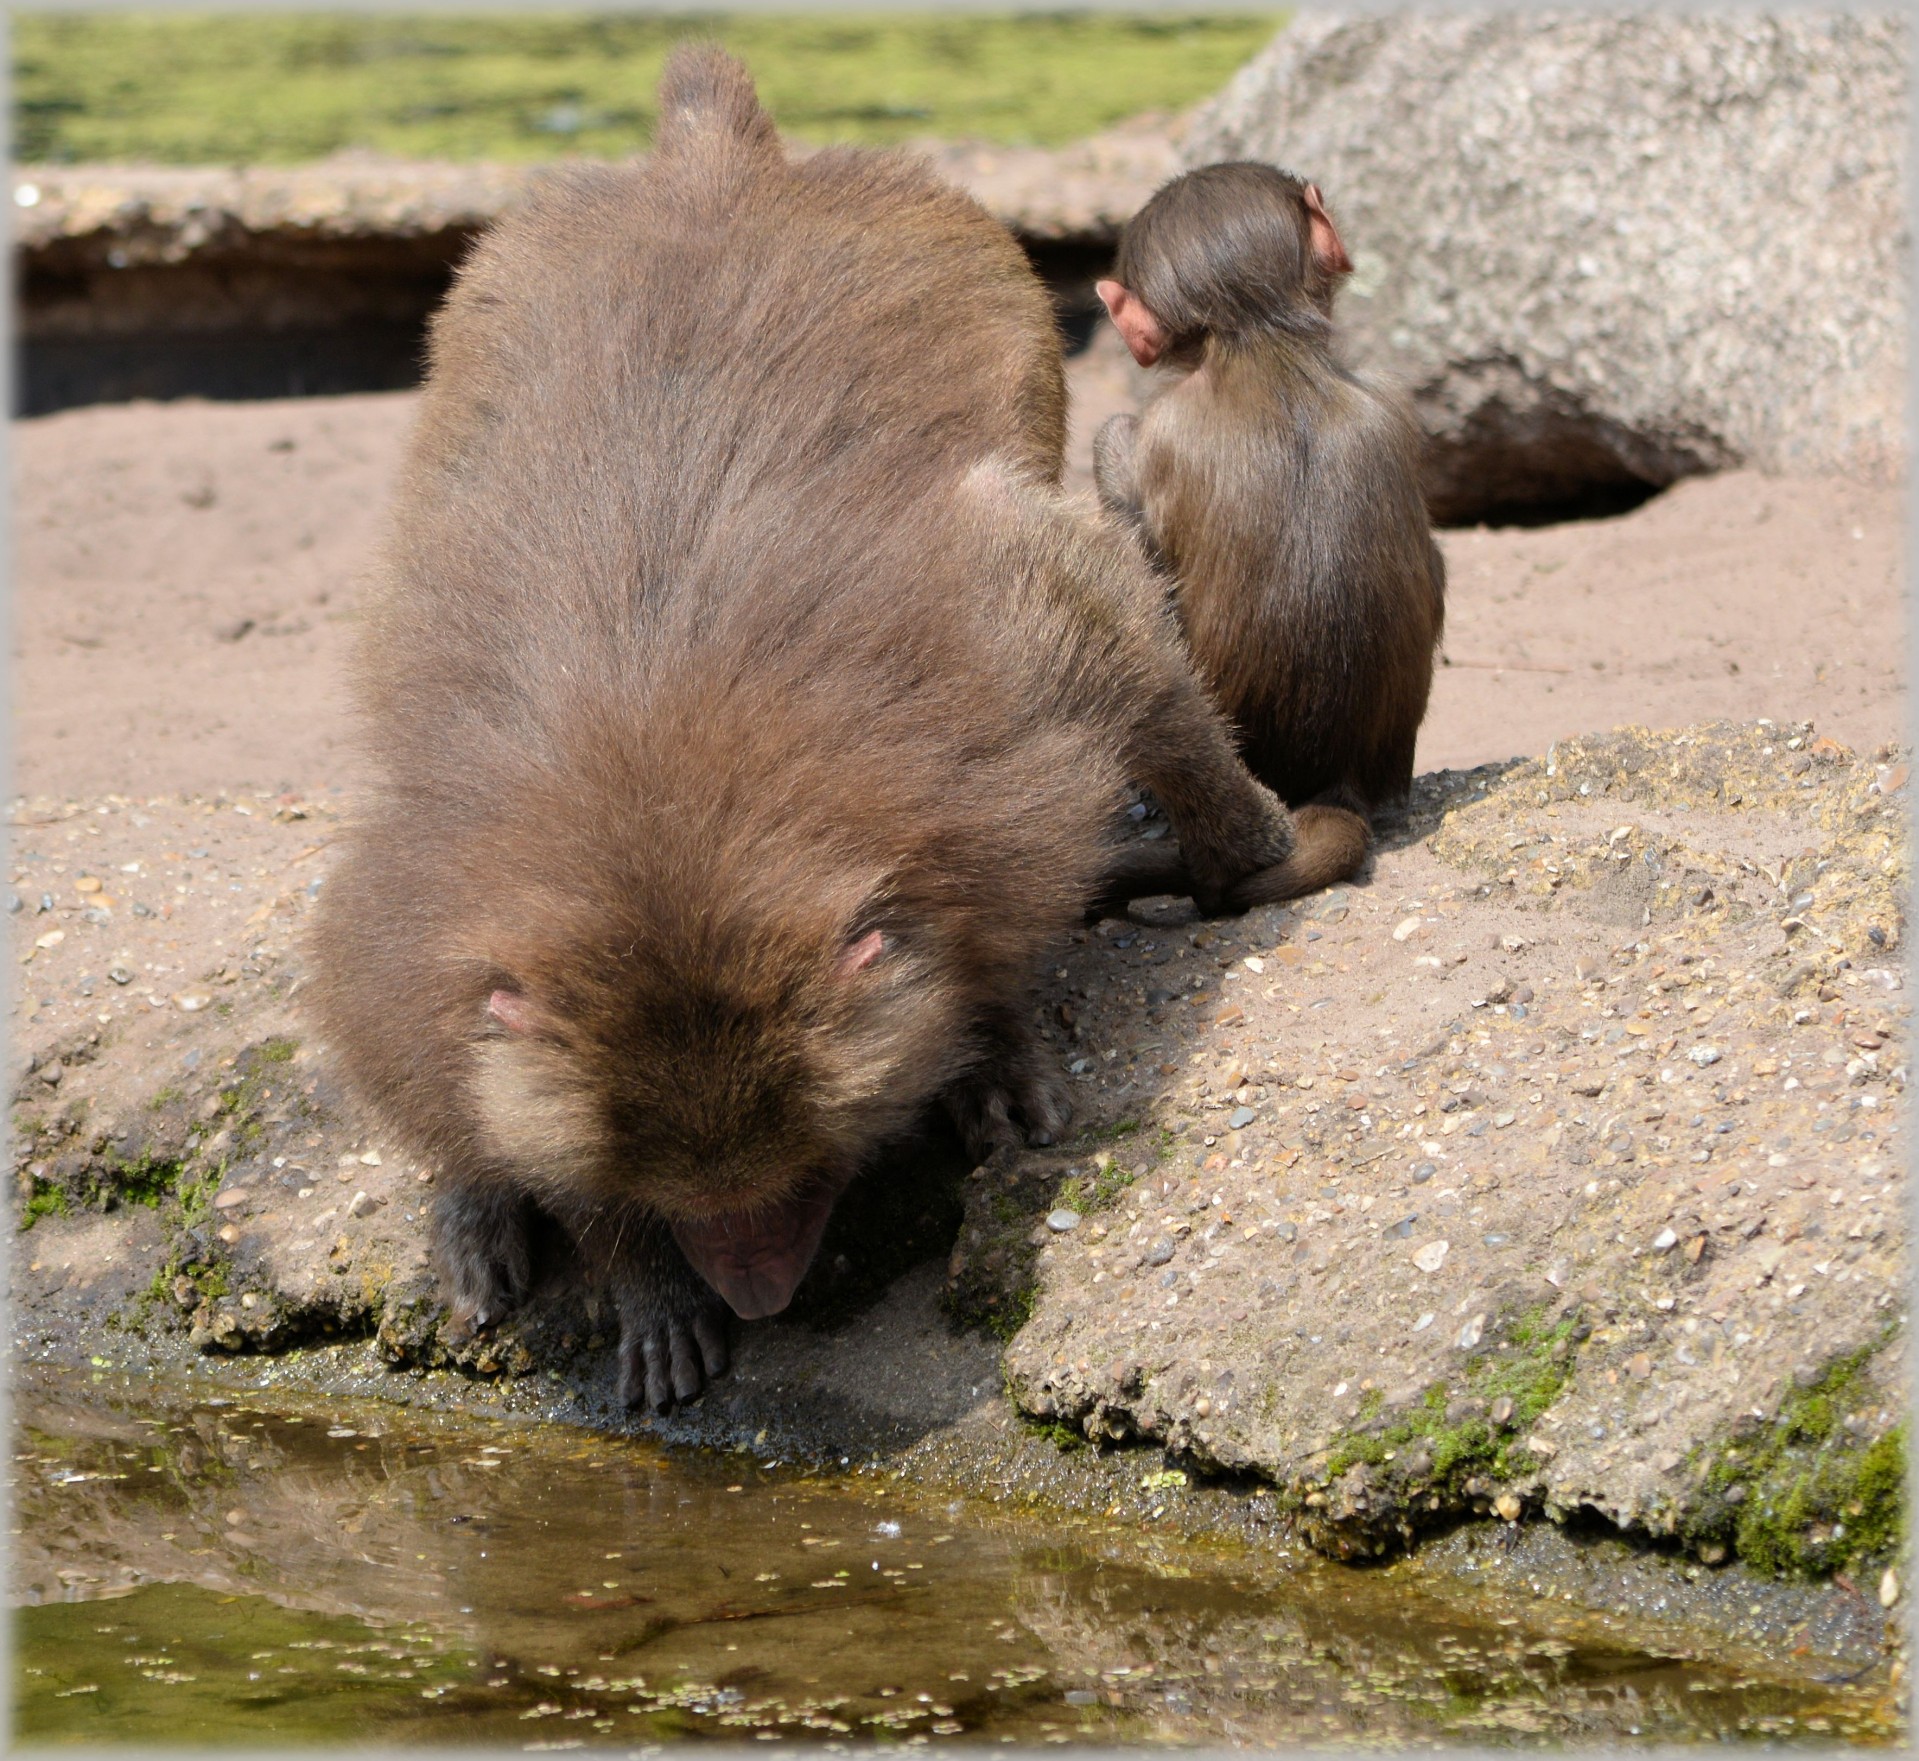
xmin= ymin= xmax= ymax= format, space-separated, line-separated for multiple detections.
xmin=1095 ymin=162 xmax=1446 ymax=901
xmin=309 ymin=52 xmax=1342 ymax=1412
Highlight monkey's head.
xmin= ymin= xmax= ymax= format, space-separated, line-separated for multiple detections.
xmin=1097 ymin=162 xmax=1353 ymax=368
xmin=462 ymin=875 xmax=971 ymax=1322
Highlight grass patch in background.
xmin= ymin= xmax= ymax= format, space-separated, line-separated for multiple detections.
xmin=13 ymin=12 xmax=1284 ymax=164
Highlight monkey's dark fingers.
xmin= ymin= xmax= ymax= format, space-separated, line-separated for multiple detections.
xmin=615 ymin=1337 xmax=647 ymax=1411
xmin=667 ymin=1322 xmax=706 ymax=1403
xmin=692 ymin=1310 xmax=730 ymax=1380
xmin=1017 ymin=1069 xmax=1072 ymax=1148
xmin=945 ymin=1081 xmax=1021 ymax=1162
xmin=634 ymin=1332 xmax=676 ymax=1413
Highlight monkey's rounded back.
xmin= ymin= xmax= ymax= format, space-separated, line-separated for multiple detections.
xmin=312 ymin=52 xmax=1133 ymax=1204
xmin=1140 ymin=353 xmax=1444 ymax=813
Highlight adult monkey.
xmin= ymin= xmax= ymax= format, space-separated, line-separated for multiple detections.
xmin=1095 ymin=163 xmax=1445 ymax=896
xmin=311 ymin=50 xmax=1345 ymax=1412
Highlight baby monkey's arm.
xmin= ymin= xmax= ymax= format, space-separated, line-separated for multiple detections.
xmin=1093 ymin=412 xmax=1148 ymax=537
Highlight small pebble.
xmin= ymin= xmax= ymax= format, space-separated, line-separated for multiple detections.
xmin=1143 ymin=1236 xmax=1174 ymax=1266
xmin=211 ymin=1187 xmax=250 ymax=1212
xmin=1652 ymin=1227 xmax=1678 ymax=1252
xmin=1688 ymin=1046 xmax=1722 ymax=1067
xmin=1046 ymin=1209 xmax=1080 ymax=1233
xmin=1392 ymin=916 xmax=1424 ymax=942
xmin=1227 ymin=1105 xmax=1256 ymax=1130
xmin=1493 ymin=1493 xmax=1522 ymax=1523
xmin=346 ymin=1190 xmax=385 ymax=1219
xmin=108 ymin=965 xmax=132 ymax=985
xmin=1411 ymin=1162 xmax=1436 ymax=1184
xmin=1412 ymin=1240 xmax=1449 ymax=1273
xmin=173 ymin=990 xmax=212 ymax=1012
xmin=1880 ymin=1568 xmax=1900 ymax=1608
xmin=1456 ymin=1312 xmax=1485 ymax=1350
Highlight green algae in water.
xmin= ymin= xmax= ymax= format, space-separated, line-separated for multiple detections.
xmin=16 ymin=1586 xmax=479 ymax=1744
xmin=12 ymin=1371 xmax=1903 ymax=1747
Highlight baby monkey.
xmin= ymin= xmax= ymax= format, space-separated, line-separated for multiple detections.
xmin=1094 ymin=163 xmax=1445 ymax=897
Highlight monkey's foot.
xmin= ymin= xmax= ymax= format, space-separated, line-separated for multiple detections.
xmin=432 ymin=1182 xmax=532 ymax=1340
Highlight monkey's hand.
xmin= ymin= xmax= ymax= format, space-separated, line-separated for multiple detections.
xmin=946 ymin=1017 xmax=1071 ymax=1156
xmin=432 ymin=1180 xmax=532 ymax=1342
xmin=584 ymin=1218 xmax=731 ymax=1413
xmin=1181 ymin=786 xmax=1299 ymax=919
xmin=1092 ymin=414 xmax=1147 ymax=534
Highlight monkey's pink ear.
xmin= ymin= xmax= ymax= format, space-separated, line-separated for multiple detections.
xmin=834 ymin=929 xmax=887 ymax=979
xmin=487 ymin=989 xmax=542 ymax=1034
xmin=1097 ymin=279 xmax=1167 ymax=368
xmin=1303 ymin=186 xmax=1354 ymax=278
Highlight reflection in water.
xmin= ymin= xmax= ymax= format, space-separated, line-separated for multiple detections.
xmin=12 ymin=1370 xmax=1900 ymax=1746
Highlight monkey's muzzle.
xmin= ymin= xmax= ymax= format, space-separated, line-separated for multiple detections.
xmin=669 ymin=1183 xmax=837 ymax=1320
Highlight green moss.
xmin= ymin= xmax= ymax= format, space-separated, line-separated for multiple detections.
xmin=103 ymin=1153 xmax=186 ymax=1210
xmin=1054 ymin=1157 xmax=1137 ymax=1216
xmin=986 ymin=1282 xmax=1036 ymax=1343
xmin=213 ymin=1037 xmax=304 ymax=1151
xmin=13 ymin=12 xmax=1287 ymax=164
xmin=133 ymin=1220 xmax=233 ymax=1326
xmin=1023 ymin=1413 xmax=1087 ymax=1453
xmin=1320 ymin=1309 xmax=1578 ymax=1497
xmin=1071 ymin=1116 xmax=1142 ymax=1149
xmin=1684 ymin=1330 xmax=1905 ymax=1579
xmin=18 ymin=1182 xmax=70 ymax=1230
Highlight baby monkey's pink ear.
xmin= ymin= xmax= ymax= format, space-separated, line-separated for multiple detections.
xmin=1096 ymin=279 xmax=1168 ymax=368
xmin=834 ymin=929 xmax=887 ymax=979
xmin=487 ymin=989 xmax=542 ymax=1034
xmin=1303 ymin=185 xmax=1354 ymax=278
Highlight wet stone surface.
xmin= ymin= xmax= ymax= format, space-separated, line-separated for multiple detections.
xmin=13 ymin=1370 xmax=1904 ymax=1747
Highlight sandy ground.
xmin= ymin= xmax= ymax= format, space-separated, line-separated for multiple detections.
xmin=12 ymin=336 xmax=1906 ymax=804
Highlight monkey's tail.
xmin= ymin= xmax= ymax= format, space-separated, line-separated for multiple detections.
xmin=656 ymin=43 xmax=780 ymax=158
xmin=1227 ymin=803 xmax=1371 ymax=907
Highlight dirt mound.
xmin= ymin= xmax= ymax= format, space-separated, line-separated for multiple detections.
xmin=962 ymin=723 xmax=1906 ymax=1569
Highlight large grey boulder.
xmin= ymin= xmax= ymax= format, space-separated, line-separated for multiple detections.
xmin=1182 ymin=11 xmax=1908 ymax=521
